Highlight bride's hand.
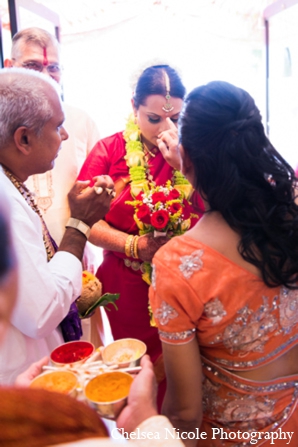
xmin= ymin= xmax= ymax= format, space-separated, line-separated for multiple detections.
xmin=156 ymin=117 xmax=182 ymax=171
xmin=137 ymin=232 xmax=169 ymax=263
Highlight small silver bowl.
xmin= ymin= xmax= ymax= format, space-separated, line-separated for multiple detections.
xmin=50 ymin=340 xmax=95 ymax=367
xmin=102 ymin=338 xmax=147 ymax=369
xmin=84 ymin=371 xmax=133 ymax=420
xmin=30 ymin=370 xmax=78 ymax=398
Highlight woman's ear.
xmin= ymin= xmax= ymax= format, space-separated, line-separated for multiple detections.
xmin=13 ymin=127 xmax=32 ymax=156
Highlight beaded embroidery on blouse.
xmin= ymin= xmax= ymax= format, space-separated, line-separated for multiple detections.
xmin=179 ymin=249 xmax=204 ymax=279
xmin=207 ymin=288 xmax=298 ymax=369
xmin=222 ymin=295 xmax=279 ymax=355
xmin=153 ymin=300 xmax=178 ymax=326
xmin=279 ymin=286 xmax=298 ymax=333
xmin=159 ymin=328 xmax=196 ymax=342
xmin=204 ymin=297 xmax=227 ymax=324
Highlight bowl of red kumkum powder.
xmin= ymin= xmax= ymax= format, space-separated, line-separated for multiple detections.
xmin=50 ymin=340 xmax=95 ymax=366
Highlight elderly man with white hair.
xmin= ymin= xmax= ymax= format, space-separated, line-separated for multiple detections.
xmin=0 ymin=67 xmax=114 ymax=384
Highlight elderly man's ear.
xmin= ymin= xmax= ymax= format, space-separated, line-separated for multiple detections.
xmin=13 ymin=127 xmax=32 ymax=156
xmin=4 ymin=59 xmax=13 ymax=68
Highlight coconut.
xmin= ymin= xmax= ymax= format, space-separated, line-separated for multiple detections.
xmin=76 ymin=271 xmax=103 ymax=315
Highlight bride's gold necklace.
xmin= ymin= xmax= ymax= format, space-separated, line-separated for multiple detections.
xmin=142 ymin=139 xmax=157 ymax=160
xmin=2 ymin=166 xmax=57 ymax=261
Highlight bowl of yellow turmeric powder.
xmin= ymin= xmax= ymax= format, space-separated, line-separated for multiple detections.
xmin=30 ymin=370 xmax=79 ymax=398
xmin=84 ymin=371 xmax=134 ymax=419
xmin=102 ymin=338 xmax=147 ymax=369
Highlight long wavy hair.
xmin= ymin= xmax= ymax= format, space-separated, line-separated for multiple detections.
xmin=180 ymin=80 xmax=298 ymax=289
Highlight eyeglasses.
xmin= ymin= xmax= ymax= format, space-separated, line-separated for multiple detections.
xmin=21 ymin=61 xmax=61 ymax=75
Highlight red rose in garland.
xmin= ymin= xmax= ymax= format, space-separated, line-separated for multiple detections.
xmin=136 ymin=204 xmax=151 ymax=224
xmin=167 ymin=188 xmax=180 ymax=201
xmin=151 ymin=191 xmax=167 ymax=204
xmin=150 ymin=209 xmax=170 ymax=230
xmin=168 ymin=202 xmax=183 ymax=215
xmin=125 ymin=180 xmax=198 ymax=291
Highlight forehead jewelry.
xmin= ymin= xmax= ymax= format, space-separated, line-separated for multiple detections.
xmin=162 ymin=72 xmax=174 ymax=113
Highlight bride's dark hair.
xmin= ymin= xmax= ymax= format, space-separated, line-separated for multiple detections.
xmin=133 ymin=65 xmax=186 ymax=109
xmin=180 ymin=80 xmax=298 ymax=289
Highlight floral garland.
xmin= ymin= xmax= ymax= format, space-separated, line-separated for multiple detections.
xmin=123 ymin=114 xmax=192 ymax=199
xmin=123 ymin=114 xmax=197 ymax=326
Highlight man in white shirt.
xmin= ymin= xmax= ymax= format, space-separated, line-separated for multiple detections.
xmin=4 ymin=27 xmax=101 ymax=259
xmin=0 ymin=68 xmax=114 ymax=384
xmin=5 ymin=27 xmax=104 ymax=342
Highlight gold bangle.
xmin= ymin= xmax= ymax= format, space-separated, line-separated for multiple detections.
xmin=125 ymin=235 xmax=134 ymax=257
xmin=132 ymin=236 xmax=139 ymax=259
xmin=130 ymin=236 xmax=135 ymax=258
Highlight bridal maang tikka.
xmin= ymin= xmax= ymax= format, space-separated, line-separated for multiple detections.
xmin=162 ymin=72 xmax=174 ymax=113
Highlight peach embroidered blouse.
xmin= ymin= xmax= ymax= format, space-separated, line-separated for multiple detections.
xmin=149 ymin=235 xmax=298 ymax=446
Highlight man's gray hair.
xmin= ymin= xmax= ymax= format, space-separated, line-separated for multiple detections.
xmin=11 ymin=27 xmax=59 ymax=59
xmin=0 ymin=67 xmax=60 ymax=147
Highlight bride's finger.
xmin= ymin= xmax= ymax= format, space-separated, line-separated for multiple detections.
xmin=156 ymin=138 xmax=169 ymax=153
xmin=165 ymin=116 xmax=178 ymax=130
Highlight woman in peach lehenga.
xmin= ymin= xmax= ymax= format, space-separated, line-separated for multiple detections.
xmin=149 ymin=81 xmax=298 ymax=446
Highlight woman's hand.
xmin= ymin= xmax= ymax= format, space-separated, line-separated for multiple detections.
xmin=156 ymin=117 xmax=182 ymax=171
xmin=137 ymin=232 xmax=169 ymax=263
xmin=14 ymin=356 xmax=49 ymax=387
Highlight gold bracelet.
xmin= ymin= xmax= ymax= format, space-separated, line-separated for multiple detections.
xmin=125 ymin=235 xmax=134 ymax=257
xmin=130 ymin=236 xmax=136 ymax=258
xmin=132 ymin=235 xmax=139 ymax=259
